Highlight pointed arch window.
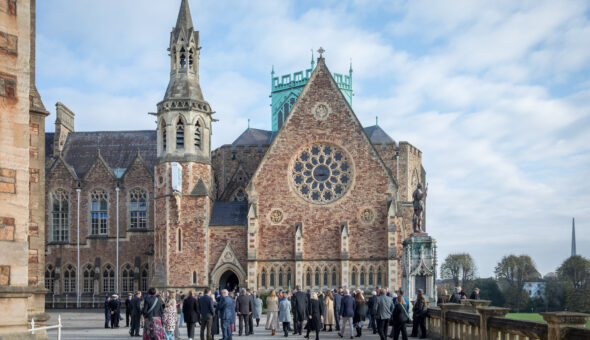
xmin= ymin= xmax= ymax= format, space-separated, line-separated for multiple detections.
xmin=351 ymin=267 xmax=357 ymax=286
xmin=278 ymin=268 xmax=283 ymax=287
xmin=129 ymin=188 xmax=147 ymax=229
xmin=287 ymin=268 xmax=292 ymax=286
xmin=305 ymin=268 xmax=311 ymax=287
xmin=63 ymin=264 xmax=76 ymax=293
xmin=176 ymin=119 xmax=185 ymax=149
xmin=90 ymin=189 xmax=108 ymax=235
xmin=270 ymin=268 xmax=275 ymax=286
xmin=369 ymin=267 xmax=374 ymax=286
xmin=192 ymin=271 xmax=197 ymax=285
xmin=51 ymin=189 xmax=69 ymax=242
xmin=261 ymin=269 xmax=266 ymax=287
xmin=278 ymin=110 xmax=284 ymax=128
xmin=45 ymin=265 xmax=55 ymax=293
xmin=188 ymin=49 xmax=194 ymax=67
xmin=314 ymin=268 xmax=320 ymax=286
xmin=323 ymin=268 xmax=328 ymax=286
xmin=332 ymin=268 xmax=337 ymax=286
xmin=83 ymin=264 xmax=94 ymax=293
xmin=377 ymin=267 xmax=383 ymax=286
xmin=360 ymin=267 xmax=366 ymax=286
xmin=121 ymin=264 xmax=133 ymax=293
xmin=103 ymin=264 xmax=115 ymax=293
xmin=180 ymin=47 xmax=186 ymax=68
xmin=194 ymin=120 xmax=202 ymax=150
xmin=161 ymin=120 xmax=167 ymax=152
xmin=140 ymin=265 xmax=149 ymax=292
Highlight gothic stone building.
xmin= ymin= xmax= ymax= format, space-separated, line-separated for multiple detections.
xmin=44 ymin=0 xmax=426 ymax=298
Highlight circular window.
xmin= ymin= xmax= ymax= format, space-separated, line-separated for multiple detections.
xmin=291 ymin=143 xmax=353 ymax=204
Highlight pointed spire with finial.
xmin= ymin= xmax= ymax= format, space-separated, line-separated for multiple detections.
xmin=572 ymin=217 xmax=577 ymax=257
xmin=175 ymin=0 xmax=194 ymax=32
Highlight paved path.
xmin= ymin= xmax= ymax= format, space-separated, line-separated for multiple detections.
xmin=46 ymin=310 xmax=431 ymax=340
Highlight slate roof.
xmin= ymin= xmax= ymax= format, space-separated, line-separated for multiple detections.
xmin=209 ymin=201 xmax=249 ymax=226
xmin=51 ymin=130 xmax=157 ymax=178
xmin=231 ymin=126 xmax=394 ymax=147
xmin=364 ymin=125 xmax=395 ymax=145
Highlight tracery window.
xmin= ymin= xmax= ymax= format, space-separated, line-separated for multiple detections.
xmin=287 ymin=268 xmax=292 ymax=286
xmin=261 ymin=269 xmax=266 ymax=287
xmin=45 ymin=265 xmax=55 ymax=293
xmin=176 ymin=119 xmax=184 ymax=149
xmin=270 ymin=268 xmax=275 ymax=286
xmin=377 ymin=267 xmax=383 ymax=286
xmin=140 ymin=265 xmax=149 ymax=292
xmin=51 ymin=189 xmax=69 ymax=242
xmin=90 ymin=190 xmax=108 ymax=235
xmin=63 ymin=264 xmax=76 ymax=293
xmin=194 ymin=121 xmax=202 ymax=150
xmin=314 ymin=268 xmax=320 ymax=286
xmin=291 ymin=143 xmax=353 ymax=204
xmin=278 ymin=268 xmax=283 ymax=287
xmin=332 ymin=268 xmax=337 ymax=286
xmin=230 ymin=188 xmax=247 ymax=202
xmin=360 ymin=267 xmax=365 ymax=286
xmin=103 ymin=264 xmax=115 ymax=293
xmin=129 ymin=188 xmax=147 ymax=229
xmin=369 ymin=267 xmax=374 ymax=286
xmin=351 ymin=267 xmax=357 ymax=286
xmin=305 ymin=268 xmax=311 ymax=287
xmin=83 ymin=264 xmax=93 ymax=293
xmin=121 ymin=264 xmax=133 ymax=293
xmin=323 ymin=268 xmax=328 ymax=286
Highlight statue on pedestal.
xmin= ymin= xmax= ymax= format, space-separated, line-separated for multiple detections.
xmin=412 ymin=183 xmax=427 ymax=234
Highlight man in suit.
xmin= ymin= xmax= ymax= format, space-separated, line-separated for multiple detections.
xmin=218 ymin=289 xmax=234 ymax=340
xmin=291 ymin=285 xmax=308 ymax=335
xmin=125 ymin=293 xmax=132 ymax=327
xmin=104 ymin=295 xmax=111 ymax=329
xmin=372 ymin=289 xmax=393 ymax=340
xmin=183 ymin=290 xmax=199 ymax=340
xmin=236 ymin=288 xmax=253 ymax=336
xmin=246 ymin=289 xmax=255 ymax=335
xmin=333 ymin=288 xmax=342 ymax=331
xmin=129 ymin=291 xmax=142 ymax=337
xmin=199 ymin=288 xmax=216 ymax=340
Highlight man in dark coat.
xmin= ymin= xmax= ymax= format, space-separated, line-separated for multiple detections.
xmin=338 ymin=289 xmax=355 ymax=339
xmin=291 ymin=286 xmax=308 ymax=335
xmin=469 ymin=288 xmax=480 ymax=300
xmin=333 ymin=288 xmax=342 ymax=331
xmin=125 ymin=293 xmax=132 ymax=327
xmin=129 ymin=291 xmax=142 ymax=336
xmin=235 ymin=288 xmax=253 ymax=336
xmin=367 ymin=290 xmax=377 ymax=334
xmin=183 ymin=290 xmax=199 ymax=340
xmin=199 ymin=288 xmax=216 ymax=340
xmin=246 ymin=289 xmax=255 ymax=335
xmin=104 ymin=296 xmax=111 ymax=329
xmin=108 ymin=295 xmax=119 ymax=328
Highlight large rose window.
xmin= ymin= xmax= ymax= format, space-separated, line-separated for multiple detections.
xmin=291 ymin=143 xmax=353 ymax=204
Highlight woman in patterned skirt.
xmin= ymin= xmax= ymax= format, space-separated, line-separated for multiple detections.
xmin=142 ymin=287 xmax=165 ymax=340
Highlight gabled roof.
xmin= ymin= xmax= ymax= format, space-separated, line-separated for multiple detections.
xmin=364 ymin=125 xmax=395 ymax=145
xmin=231 ymin=128 xmax=276 ymax=149
xmin=56 ymin=130 xmax=157 ymax=178
xmin=209 ymin=201 xmax=248 ymax=226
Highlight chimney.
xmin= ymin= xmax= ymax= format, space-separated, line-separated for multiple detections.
xmin=54 ymin=102 xmax=75 ymax=155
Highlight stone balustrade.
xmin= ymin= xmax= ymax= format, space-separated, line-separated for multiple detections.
xmin=424 ymin=301 xmax=590 ymax=340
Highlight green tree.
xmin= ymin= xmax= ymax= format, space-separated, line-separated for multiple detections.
xmin=494 ymin=254 xmax=540 ymax=312
xmin=557 ymin=255 xmax=590 ymax=289
xmin=543 ymin=277 xmax=566 ymax=311
xmin=441 ymin=253 xmax=477 ymax=287
xmin=463 ymin=278 xmax=505 ymax=307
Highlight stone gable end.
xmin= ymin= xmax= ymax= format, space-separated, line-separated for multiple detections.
xmin=249 ymin=58 xmax=394 ymax=261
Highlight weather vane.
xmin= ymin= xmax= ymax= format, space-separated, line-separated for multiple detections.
xmin=317 ymin=47 xmax=325 ymax=58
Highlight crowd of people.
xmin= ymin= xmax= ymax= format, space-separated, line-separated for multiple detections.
xmin=103 ymin=285 xmax=444 ymax=340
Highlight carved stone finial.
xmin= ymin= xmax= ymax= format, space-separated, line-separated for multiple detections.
xmin=317 ymin=47 xmax=325 ymax=58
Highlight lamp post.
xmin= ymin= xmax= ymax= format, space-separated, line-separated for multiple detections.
xmin=115 ymin=183 xmax=120 ymax=294
xmin=76 ymin=184 xmax=81 ymax=308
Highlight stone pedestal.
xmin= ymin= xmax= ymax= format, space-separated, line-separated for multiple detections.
xmin=401 ymin=234 xmax=437 ymax=304
xmin=540 ymin=311 xmax=590 ymax=340
xmin=476 ymin=306 xmax=509 ymax=340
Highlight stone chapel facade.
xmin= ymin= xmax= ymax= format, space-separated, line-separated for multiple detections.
xmin=44 ymin=0 xmax=426 ymax=298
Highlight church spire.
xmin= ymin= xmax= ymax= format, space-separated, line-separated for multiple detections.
xmin=175 ymin=0 xmax=194 ymax=32
xmin=572 ymin=217 xmax=576 ymax=257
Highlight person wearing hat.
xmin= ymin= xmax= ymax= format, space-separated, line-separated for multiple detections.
xmin=109 ymin=294 xmax=119 ymax=328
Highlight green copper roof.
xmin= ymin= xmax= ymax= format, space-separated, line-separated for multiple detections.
xmin=270 ymin=58 xmax=353 ymax=131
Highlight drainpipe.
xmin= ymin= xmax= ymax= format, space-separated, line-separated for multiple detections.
xmin=116 ymin=183 xmax=120 ymax=293
xmin=76 ymin=184 xmax=81 ymax=308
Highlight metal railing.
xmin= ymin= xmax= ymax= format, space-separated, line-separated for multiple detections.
xmin=29 ymin=314 xmax=62 ymax=339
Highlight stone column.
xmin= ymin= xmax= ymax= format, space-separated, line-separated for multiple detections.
xmin=339 ymin=222 xmax=349 ymax=287
xmin=476 ymin=306 xmax=509 ymax=340
xmin=439 ymin=304 xmax=463 ymax=340
xmin=540 ymin=311 xmax=590 ymax=340
xmin=247 ymin=204 xmax=258 ymax=289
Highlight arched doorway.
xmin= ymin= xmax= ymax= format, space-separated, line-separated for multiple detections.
xmin=219 ymin=270 xmax=239 ymax=292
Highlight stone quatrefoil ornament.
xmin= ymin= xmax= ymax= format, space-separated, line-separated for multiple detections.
xmin=313 ymin=102 xmax=331 ymax=121
xmin=291 ymin=143 xmax=353 ymax=204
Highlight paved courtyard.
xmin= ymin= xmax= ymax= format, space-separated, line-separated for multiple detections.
xmin=45 ymin=310 xmax=430 ymax=340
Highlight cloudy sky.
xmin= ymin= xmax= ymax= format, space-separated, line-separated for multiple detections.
xmin=36 ymin=0 xmax=590 ymax=277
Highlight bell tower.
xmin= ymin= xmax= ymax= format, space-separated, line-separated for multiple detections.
xmin=153 ymin=0 xmax=214 ymax=290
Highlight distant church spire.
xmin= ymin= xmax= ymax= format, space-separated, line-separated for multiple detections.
xmin=572 ymin=217 xmax=577 ymax=257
